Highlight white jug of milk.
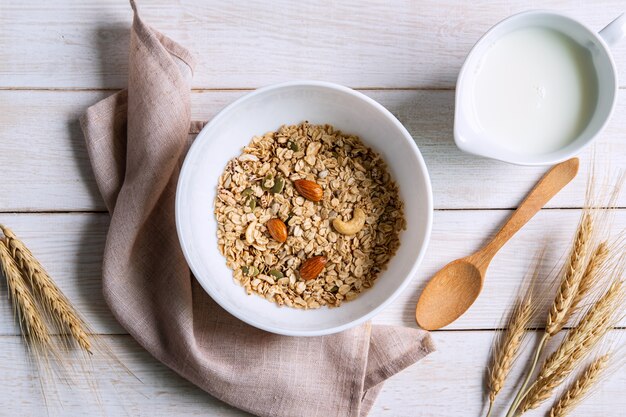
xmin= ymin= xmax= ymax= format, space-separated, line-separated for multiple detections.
xmin=455 ymin=11 xmax=625 ymax=165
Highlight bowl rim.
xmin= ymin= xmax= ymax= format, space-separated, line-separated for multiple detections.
xmin=175 ymin=80 xmax=433 ymax=336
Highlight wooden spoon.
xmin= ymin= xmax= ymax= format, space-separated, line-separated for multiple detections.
xmin=415 ymin=158 xmax=579 ymax=331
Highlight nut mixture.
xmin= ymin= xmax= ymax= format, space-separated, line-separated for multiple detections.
xmin=214 ymin=122 xmax=405 ymax=309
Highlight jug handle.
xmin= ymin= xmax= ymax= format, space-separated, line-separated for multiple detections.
xmin=599 ymin=13 xmax=626 ymax=48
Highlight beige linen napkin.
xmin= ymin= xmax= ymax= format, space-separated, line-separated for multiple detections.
xmin=80 ymin=2 xmax=434 ymax=416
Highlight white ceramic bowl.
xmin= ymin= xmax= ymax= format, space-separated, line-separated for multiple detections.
xmin=176 ymin=81 xmax=432 ymax=336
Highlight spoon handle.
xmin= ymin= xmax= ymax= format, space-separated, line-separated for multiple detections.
xmin=477 ymin=158 xmax=579 ymax=266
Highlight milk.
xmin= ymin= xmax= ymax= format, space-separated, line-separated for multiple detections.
xmin=473 ymin=27 xmax=598 ymax=155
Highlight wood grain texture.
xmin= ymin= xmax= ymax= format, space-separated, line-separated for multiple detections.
xmin=1 ymin=209 xmax=624 ymax=336
xmin=1 ymin=90 xmax=625 ymax=212
xmin=2 ymin=1 xmax=625 ymax=415
xmin=0 ymin=331 xmax=623 ymax=416
xmin=2 ymin=0 xmax=626 ymax=89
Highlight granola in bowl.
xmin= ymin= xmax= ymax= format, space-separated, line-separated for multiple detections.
xmin=215 ymin=122 xmax=405 ymax=309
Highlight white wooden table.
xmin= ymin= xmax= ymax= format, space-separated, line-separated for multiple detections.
xmin=1 ymin=1 xmax=624 ymax=416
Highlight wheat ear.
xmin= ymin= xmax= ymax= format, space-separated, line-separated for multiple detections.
xmin=486 ymin=288 xmax=533 ymax=416
xmin=549 ymin=354 xmax=610 ymax=417
xmin=0 ymin=225 xmax=91 ymax=353
xmin=545 ymin=212 xmax=593 ymax=336
xmin=519 ymin=280 xmax=624 ymax=413
xmin=568 ymin=242 xmax=609 ymax=316
xmin=0 ymin=239 xmax=53 ymax=351
xmin=540 ymin=279 xmax=623 ymax=380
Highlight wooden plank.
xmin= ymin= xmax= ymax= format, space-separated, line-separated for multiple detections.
xmin=0 ymin=91 xmax=109 ymax=212
xmin=0 ymin=330 xmax=623 ymax=416
xmin=2 ymin=0 xmax=626 ymax=89
xmin=1 ymin=209 xmax=624 ymax=335
xmin=0 ymin=335 xmax=252 ymax=417
xmin=1 ymin=89 xmax=625 ymax=212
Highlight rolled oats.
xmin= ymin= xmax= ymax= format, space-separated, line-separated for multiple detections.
xmin=214 ymin=122 xmax=405 ymax=309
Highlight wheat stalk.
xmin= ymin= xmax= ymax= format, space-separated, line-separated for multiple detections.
xmin=503 ymin=169 xmax=624 ymax=417
xmin=506 ymin=213 xmax=594 ymax=417
xmin=518 ymin=280 xmax=624 ymax=413
xmin=0 ymin=239 xmax=53 ymax=351
xmin=486 ymin=260 xmax=540 ymax=417
xmin=0 ymin=225 xmax=91 ymax=353
xmin=486 ymin=291 xmax=533 ymax=416
xmin=549 ymin=354 xmax=610 ymax=417
xmin=1 ymin=226 xmax=138 ymax=410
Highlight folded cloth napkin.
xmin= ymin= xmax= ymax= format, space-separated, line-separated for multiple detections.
xmin=80 ymin=2 xmax=434 ymax=416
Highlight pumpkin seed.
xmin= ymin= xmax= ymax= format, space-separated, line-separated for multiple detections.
xmin=269 ymin=269 xmax=284 ymax=279
xmin=271 ymin=176 xmax=285 ymax=194
xmin=288 ymin=140 xmax=300 ymax=152
xmin=261 ymin=174 xmax=274 ymax=191
xmin=246 ymin=197 xmax=257 ymax=210
xmin=242 ymin=265 xmax=259 ymax=276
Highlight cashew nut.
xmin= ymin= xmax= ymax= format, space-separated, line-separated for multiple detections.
xmin=245 ymin=221 xmax=257 ymax=244
xmin=332 ymin=208 xmax=366 ymax=235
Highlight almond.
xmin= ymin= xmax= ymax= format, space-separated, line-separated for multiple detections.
xmin=299 ymin=255 xmax=327 ymax=281
xmin=266 ymin=218 xmax=288 ymax=243
xmin=294 ymin=179 xmax=323 ymax=202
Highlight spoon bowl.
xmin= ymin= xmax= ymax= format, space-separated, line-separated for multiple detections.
xmin=415 ymin=258 xmax=484 ymax=331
